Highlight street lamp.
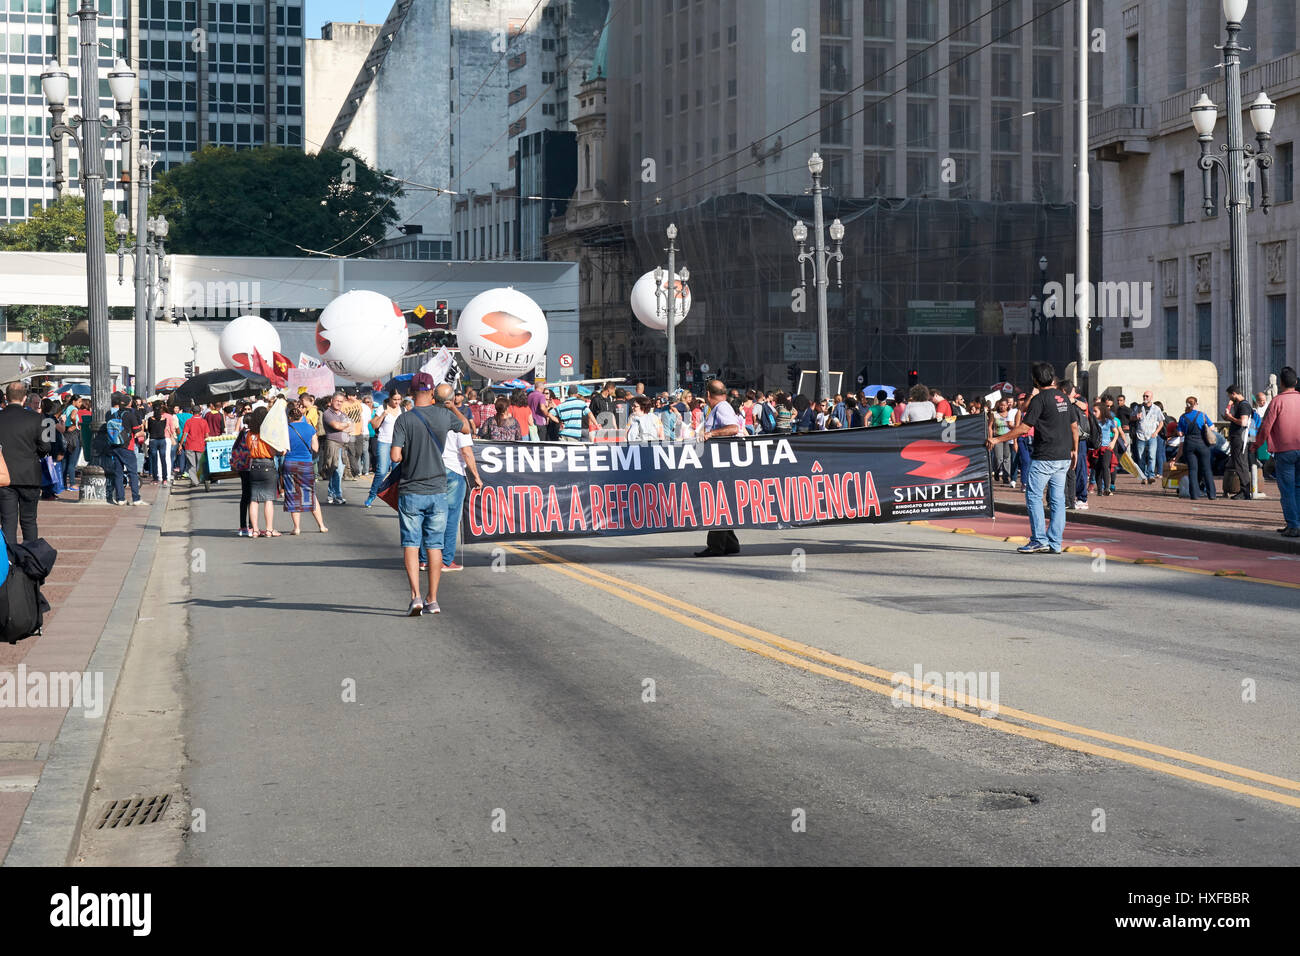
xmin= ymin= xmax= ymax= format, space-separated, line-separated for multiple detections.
xmin=792 ymin=152 xmax=844 ymax=401
xmin=1193 ymin=0 xmax=1274 ymax=393
xmin=658 ymin=223 xmax=684 ymax=393
xmin=42 ymin=13 xmax=135 ymax=426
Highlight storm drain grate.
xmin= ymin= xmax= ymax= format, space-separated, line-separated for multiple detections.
xmin=94 ymin=794 xmax=172 ymax=829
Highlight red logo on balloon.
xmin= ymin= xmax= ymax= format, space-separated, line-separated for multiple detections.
xmin=315 ymin=321 xmax=330 ymax=355
xmin=480 ymin=311 xmax=533 ymax=349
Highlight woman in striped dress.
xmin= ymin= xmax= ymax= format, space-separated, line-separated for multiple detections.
xmin=281 ymin=403 xmax=328 ymax=534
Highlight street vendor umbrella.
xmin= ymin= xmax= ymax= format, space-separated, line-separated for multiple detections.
xmin=486 ymin=378 xmax=532 ymax=391
xmin=861 ymin=384 xmax=895 ymax=398
xmin=59 ymin=383 xmax=91 ymax=396
xmin=172 ymin=368 xmax=270 ymax=406
xmin=155 ymin=377 xmax=187 ymax=392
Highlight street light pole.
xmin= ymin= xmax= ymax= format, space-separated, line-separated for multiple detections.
xmin=1192 ymin=0 xmax=1275 ymax=394
xmin=665 ymin=223 xmax=678 ymax=394
xmin=42 ymin=2 xmax=135 ymax=428
xmin=794 ymin=152 xmax=844 ymax=402
xmin=133 ymin=147 xmax=150 ymax=398
xmin=1076 ymin=0 xmax=1090 ymax=395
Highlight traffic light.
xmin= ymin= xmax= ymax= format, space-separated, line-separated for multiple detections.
xmin=434 ymin=300 xmax=449 ymax=327
xmin=184 ymin=361 xmax=194 ymax=377
xmin=908 ymin=369 xmax=919 ymax=388
xmin=787 ymin=363 xmax=799 ymax=388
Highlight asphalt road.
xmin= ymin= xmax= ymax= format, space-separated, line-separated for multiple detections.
xmin=178 ymin=477 xmax=1300 ymax=865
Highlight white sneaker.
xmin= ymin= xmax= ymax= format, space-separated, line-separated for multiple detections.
xmin=1076 ymin=501 xmax=1089 ymax=510
xmin=1009 ymin=480 xmax=1018 ymax=489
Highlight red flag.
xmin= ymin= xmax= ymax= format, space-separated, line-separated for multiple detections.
xmin=248 ymin=350 xmax=284 ymax=387
xmin=271 ymin=351 xmax=292 ymax=386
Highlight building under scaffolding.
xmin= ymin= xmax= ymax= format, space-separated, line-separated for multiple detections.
xmin=569 ymin=194 xmax=1100 ymax=396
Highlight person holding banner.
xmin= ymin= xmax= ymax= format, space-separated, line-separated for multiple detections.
xmin=695 ymin=379 xmax=744 ymax=558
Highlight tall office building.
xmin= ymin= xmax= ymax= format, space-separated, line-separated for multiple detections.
xmin=609 ymin=0 xmax=1100 ymax=206
xmin=136 ymin=0 xmax=306 ymax=171
xmin=1 ymin=0 xmax=131 ymax=223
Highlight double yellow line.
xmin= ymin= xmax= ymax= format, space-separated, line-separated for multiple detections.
xmin=503 ymin=541 xmax=1300 ymax=810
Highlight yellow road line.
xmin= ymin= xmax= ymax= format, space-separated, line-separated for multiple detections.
xmin=503 ymin=542 xmax=1300 ymax=809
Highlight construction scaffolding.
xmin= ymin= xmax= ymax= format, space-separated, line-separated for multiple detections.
xmin=585 ymin=193 xmax=1102 ymax=395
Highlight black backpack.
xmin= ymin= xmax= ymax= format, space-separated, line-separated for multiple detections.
xmin=0 ymin=539 xmax=56 ymax=643
xmin=1085 ymin=411 xmax=1103 ymax=449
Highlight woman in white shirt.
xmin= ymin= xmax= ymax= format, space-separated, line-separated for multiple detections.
xmin=436 ymin=416 xmax=483 ymax=572
xmin=625 ymin=396 xmax=664 ymax=442
xmin=899 ymin=384 xmax=938 ymax=423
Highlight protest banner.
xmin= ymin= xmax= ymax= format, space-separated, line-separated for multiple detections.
xmin=286 ymin=366 xmax=335 ymax=397
xmin=463 ymin=417 xmax=991 ymax=542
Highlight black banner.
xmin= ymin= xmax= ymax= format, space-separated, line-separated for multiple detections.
xmin=463 ymin=417 xmax=992 ymax=542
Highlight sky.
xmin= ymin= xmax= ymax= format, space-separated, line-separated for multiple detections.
xmin=304 ymin=0 xmax=388 ymax=39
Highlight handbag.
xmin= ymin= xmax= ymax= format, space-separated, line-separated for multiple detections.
xmin=377 ymin=408 xmax=448 ymax=511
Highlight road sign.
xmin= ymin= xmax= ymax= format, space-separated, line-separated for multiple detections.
xmin=783 ymin=331 xmax=817 ymax=361
xmin=412 ymin=304 xmax=427 ymax=320
xmin=558 ymin=353 xmax=574 ymax=369
xmin=699 ymin=362 xmax=710 ymax=374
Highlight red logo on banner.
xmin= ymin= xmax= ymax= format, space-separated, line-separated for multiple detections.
xmin=900 ymin=440 xmax=969 ymax=481
xmin=481 ymin=311 xmax=533 ymax=349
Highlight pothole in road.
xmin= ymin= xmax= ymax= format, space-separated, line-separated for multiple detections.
xmin=930 ymin=789 xmax=1040 ymax=811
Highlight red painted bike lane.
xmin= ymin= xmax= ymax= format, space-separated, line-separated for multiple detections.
xmin=921 ymin=512 xmax=1300 ymax=589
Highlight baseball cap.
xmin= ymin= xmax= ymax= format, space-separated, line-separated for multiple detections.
xmin=411 ymin=371 xmax=436 ymax=391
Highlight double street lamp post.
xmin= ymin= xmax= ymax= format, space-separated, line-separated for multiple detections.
xmin=115 ymin=200 xmax=168 ymax=400
xmin=1191 ymin=0 xmax=1277 ymax=393
xmin=654 ymin=223 xmax=689 ymax=394
xmin=792 ymin=153 xmax=844 ymax=402
xmin=41 ymin=0 xmax=136 ymax=427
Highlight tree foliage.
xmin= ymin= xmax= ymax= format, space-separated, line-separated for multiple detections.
xmin=151 ymin=146 xmax=404 ymax=257
xmin=0 ymin=195 xmax=117 ymax=354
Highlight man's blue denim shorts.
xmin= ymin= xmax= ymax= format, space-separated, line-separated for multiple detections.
xmin=398 ymin=492 xmax=448 ymax=550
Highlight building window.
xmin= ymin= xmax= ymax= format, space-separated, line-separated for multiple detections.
xmin=1170 ymin=171 xmax=1184 ymax=224
xmin=906 ymin=46 xmax=936 ymax=95
xmin=821 ymin=98 xmax=849 ymax=145
xmin=1197 ymin=302 xmax=1212 ymax=360
xmin=1269 ymin=295 xmax=1287 ymax=373
xmin=907 ymin=101 xmax=934 ymax=149
xmin=1125 ymin=35 xmax=1140 ymax=104
xmin=1276 ymin=142 xmax=1294 ymax=203
xmin=906 ymin=0 xmax=936 ymax=40
xmin=1033 ymin=112 xmax=1059 ymax=153
xmin=992 ymin=106 xmax=1020 ymax=152
xmin=864 ymin=43 xmax=892 ymax=93
xmin=1204 ymin=169 xmax=1219 ymax=218
xmin=1165 ymin=306 xmax=1179 ymax=358
xmin=992 ymin=0 xmax=1020 ymax=42
xmin=991 ymin=159 xmax=1014 ymax=199
xmin=949 ymin=0 xmax=978 ymax=42
xmin=950 ymin=103 xmax=976 ymax=150
xmin=863 ymin=98 xmax=894 ymax=146
xmin=907 ymin=156 xmax=935 ymax=195
xmin=864 ymin=153 xmax=892 ymax=195
xmin=992 ymin=51 xmax=1020 ymax=98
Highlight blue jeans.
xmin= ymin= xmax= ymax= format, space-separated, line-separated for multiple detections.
xmin=1014 ymin=436 xmax=1032 ymax=482
xmin=1155 ymin=436 xmax=1167 ymax=477
xmin=441 ymin=471 xmax=467 ymax=566
xmin=365 ymin=441 xmax=392 ymax=505
xmin=1274 ymin=448 xmax=1300 ymax=529
xmin=1134 ymin=436 xmax=1159 ymax=479
xmin=398 ymin=491 xmax=448 ymax=551
xmin=1074 ymin=439 xmax=1089 ymax=502
xmin=327 ymin=441 xmax=345 ymax=500
xmin=111 ymin=446 xmax=141 ymax=503
xmin=1026 ymin=458 xmax=1070 ymax=551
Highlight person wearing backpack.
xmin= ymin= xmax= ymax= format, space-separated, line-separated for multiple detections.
xmin=105 ymin=394 xmax=144 ymax=506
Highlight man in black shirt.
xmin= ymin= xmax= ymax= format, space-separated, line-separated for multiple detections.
xmin=1223 ymin=384 xmax=1253 ymax=499
xmin=0 ymin=382 xmax=50 ymax=542
xmin=988 ymin=362 xmax=1078 ymax=554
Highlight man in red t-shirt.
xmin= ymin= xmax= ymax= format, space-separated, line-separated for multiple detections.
xmin=182 ymin=411 xmax=211 ymax=487
xmin=203 ymin=402 xmax=225 ymax=437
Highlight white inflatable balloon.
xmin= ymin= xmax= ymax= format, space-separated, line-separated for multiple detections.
xmin=630 ymin=270 xmax=690 ymax=331
xmin=455 ymin=288 xmax=549 ymax=381
xmin=315 ymin=289 xmax=409 ymax=382
xmin=218 ymin=315 xmax=281 ymax=372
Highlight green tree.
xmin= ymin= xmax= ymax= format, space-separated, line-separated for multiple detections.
xmin=0 ymin=194 xmax=118 ymax=358
xmin=151 ymin=146 xmax=404 ymax=257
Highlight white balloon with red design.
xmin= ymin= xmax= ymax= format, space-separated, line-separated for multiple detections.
xmin=218 ymin=315 xmax=281 ymax=373
xmin=455 ymin=287 xmax=549 ymax=380
xmin=314 ymin=289 xmax=410 ymax=382
xmin=630 ymin=270 xmax=690 ymax=331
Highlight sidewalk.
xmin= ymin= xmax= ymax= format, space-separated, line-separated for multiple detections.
xmin=991 ymin=470 xmax=1298 ymax=553
xmin=0 ymin=482 xmax=165 ymax=865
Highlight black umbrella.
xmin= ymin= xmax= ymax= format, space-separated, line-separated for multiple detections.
xmin=172 ymin=369 xmax=270 ymax=406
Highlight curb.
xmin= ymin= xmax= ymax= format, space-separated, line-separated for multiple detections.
xmin=993 ymin=497 xmax=1300 ymax=555
xmin=2 ymin=487 xmax=169 ymax=867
